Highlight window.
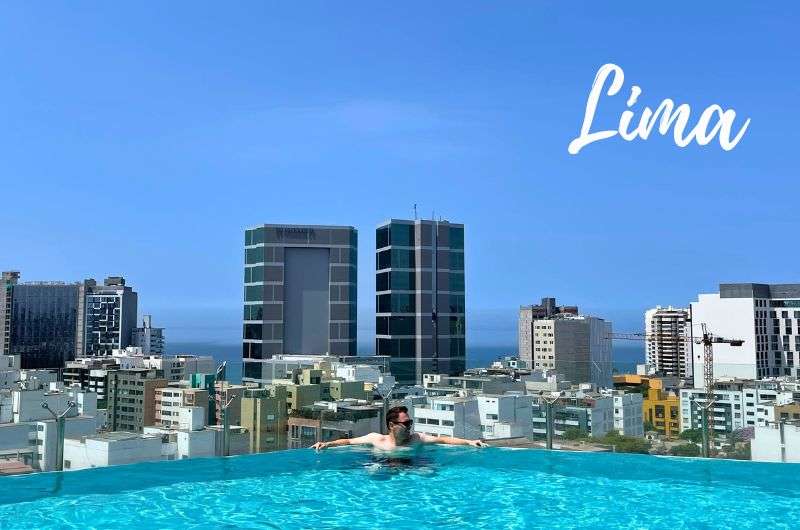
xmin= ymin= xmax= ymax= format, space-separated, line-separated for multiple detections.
xmin=449 ymin=228 xmax=464 ymax=250
xmin=245 ymin=247 xmax=264 ymax=264
xmin=376 ymin=226 xmax=389 ymax=249
xmin=245 ymin=286 xmax=262 ymax=302
xmin=390 ymin=224 xmax=414 ymax=246
xmin=391 ymin=248 xmax=415 ymax=269
xmin=486 ymin=414 xmax=498 ymax=420
xmin=390 ymin=271 xmax=415 ymax=291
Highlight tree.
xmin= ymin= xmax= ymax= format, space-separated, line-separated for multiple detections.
xmin=669 ymin=443 xmax=700 ymax=457
xmin=563 ymin=427 xmax=588 ymax=441
xmin=600 ymin=431 xmax=651 ymax=454
xmin=643 ymin=421 xmax=655 ymax=432
xmin=679 ymin=429 xmax=703 ymax=444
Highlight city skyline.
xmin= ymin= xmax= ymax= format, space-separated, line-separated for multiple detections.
xmin=2 ymin=3 xmax=797 ymax=347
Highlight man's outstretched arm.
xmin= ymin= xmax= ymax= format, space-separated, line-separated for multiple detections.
xmin=311 ymin=432 xmax=379 ymax=450
xmin=417 ymin=432 xmax=487 ymax=447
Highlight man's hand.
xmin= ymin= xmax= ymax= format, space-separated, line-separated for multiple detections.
xmin=468 ymin=440 xmax=488 ymax=448
xmin=310 ymin=441 xmax=329 ymax=451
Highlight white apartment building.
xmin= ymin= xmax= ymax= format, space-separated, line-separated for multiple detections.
xmin=690 ymin=283 xmax=800 ymax=386
xmin=645 ymin=306 xmax=691 ymax=378
xmin=131 ymin=315 xmax=165 ymax=355
xmin=605 ymin=390 xmax=644 ymax=437
xmin=63 ymin=432 xmax=163 ymax=470
xmin=334 ymin=364 xmax=395 ymax=388
xmin=752 ymin=423 xmax=800 ymax=463
xmin=679 ymin=379 xmax=797 ymax=435
xmin=150 ymin=355 xmax=216 ymax=381
xmin=411 ymin=394 xmax=533 ymax=441
xmin=154 ymin=387 xmax=209 ymax=428
xmin=476 ymin=394 xmax=533 ymax=439
xmin=422 ymin=373 xmax=525 ymax=397
xmin=143 ymin=406 xmax=215 ymax=461
xmin=0 ymin=384 xmax=100 ymax=471
xmin=0 ymin=355 xmax=20 ymax=390
xmin=531 ymin=315 xmax=612 ymax=389
xmin=35 ymin=416 xmax=98 ymax=471
xmin=12 ymin=384 xmax=96 ymax=423
xmin=111 ymin=348 xmax=215 ymax=382
xmin=521 ymin=370 xmax=571 ymax=393
xmin=531 ymin=391 xmax=615 ymax=439
xmin=143 ymin=425 xmax=216 ymax=460
xmin=411 ymin=396 xmax=478 ymax=439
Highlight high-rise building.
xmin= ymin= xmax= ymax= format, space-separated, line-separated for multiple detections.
xmin=644 ymin=306 xmax=691 ymax=378
xmin=375 ymin=219 xmax=465 ymax=385
xmin=107 ymin=368 xmax=167 ymax=432
xmin=83 ymin=277 xmax=138 ymax=357
xmin=1 ymin=271 xmax=85 ymax=368
xmin=530 ymin=315 xmax=612 ymax=388
xmin=242 ymin=224 xmax=357 ymax=384
xmin=0 ymin=271 xmax=20 ymax=355
xmin=131 ymin=315 xmax=165 ymax=355
xmin=518 ymin=297 xmax=578 ymax=364
xmin=690 ymin=283 xmax=800 ymax=385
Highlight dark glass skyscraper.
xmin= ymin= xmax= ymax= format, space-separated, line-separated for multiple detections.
xmin=8 ymin=282 xmax=81 ymax=368
xmin=375 ymin=219 xmax=465 ymax=385
xmin=242 ymin=224 xmax=357 ymax=384
xmin=82 ymin=277 xmax=138 ymax=357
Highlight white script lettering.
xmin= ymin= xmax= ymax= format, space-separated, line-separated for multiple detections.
xmin=567 ymin=63 xmax=750 ymax=154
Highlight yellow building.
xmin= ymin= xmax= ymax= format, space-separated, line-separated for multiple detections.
xmin=613 ymin=374 xmax=681 ymax=439
xmin=281 ymin=368 xmax=370 ymax=413
xmin=240 ymin=386 xmax=288 ymax=453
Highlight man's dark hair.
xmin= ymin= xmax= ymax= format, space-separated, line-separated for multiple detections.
xmin=386 ymin=405 xmax=408 ymax=428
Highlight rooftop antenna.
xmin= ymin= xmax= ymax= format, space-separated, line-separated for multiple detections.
xmin=414 ymin=204 xmax=418 ymax=220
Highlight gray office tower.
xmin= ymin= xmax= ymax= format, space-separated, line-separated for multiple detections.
xmin=82 ymin=277 xmax=138 ymax=356
xmin=375 ymin=219 xmax=466 ymax=385
xmin=242 ymin=224 xmax=357 ymax=383
xmin=1 ymin=271 xmax=82 ymax=368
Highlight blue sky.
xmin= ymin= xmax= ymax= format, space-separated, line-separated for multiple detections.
xmin=1 ymin=2 xmax=798 ymax=349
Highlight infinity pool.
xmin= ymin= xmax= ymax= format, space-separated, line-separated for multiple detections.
xmin=1 ymin=448 xmax=798 ymax=529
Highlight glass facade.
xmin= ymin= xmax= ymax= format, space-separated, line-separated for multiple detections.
xmin=375 ymin=219 xmax=466 ymax=385
xmin=243 ymin=224 xmax=358 ymax=384
xmin=82 ymin=281 xmax=138 ymax=357
xmin=9 ymin=284 xmax=80 ymax=368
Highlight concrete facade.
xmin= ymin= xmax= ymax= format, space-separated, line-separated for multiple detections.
xmin=243 ymin=224 xmax=358 ymax=385
xmin=645 ymin=306 xmax=691 ymax=379
xmin=518 ymin=298 xmax=578 ymax=365
xmin=63 ymin=432 xmax=162 ymax=470
xmin=107 ymin=369 xmax=168 ymax=432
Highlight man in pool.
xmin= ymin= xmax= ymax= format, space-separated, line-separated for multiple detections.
xmin=310 ymin=405 xmax=488 ymax=451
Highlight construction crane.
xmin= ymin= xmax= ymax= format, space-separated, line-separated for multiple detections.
xmin=694 ymin=324 xmax=744 ymax=457
xmin=609 ymin=326 xmax=744 ymax=456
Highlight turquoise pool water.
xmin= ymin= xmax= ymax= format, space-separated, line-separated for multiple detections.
xmin=1 ymin=448 xmax=798 ymax=529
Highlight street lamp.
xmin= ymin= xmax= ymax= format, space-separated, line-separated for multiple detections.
xmin=375 ymin=377 xmax=396 ymax=435
xmin=539 ymin=391 xmax=564 ymax=450
xmin=42 ymin=400 xmax=76 ymax=471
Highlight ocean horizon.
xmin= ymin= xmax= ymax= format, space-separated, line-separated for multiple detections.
xmin=168 ymin=342 xmax=646 ymax=385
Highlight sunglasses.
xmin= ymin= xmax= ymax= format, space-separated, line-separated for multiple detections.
xmin=393 ymin=419 xmax=413 ymax=428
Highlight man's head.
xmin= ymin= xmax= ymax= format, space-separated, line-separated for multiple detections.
xmin=386 ymin=405 xmax=413 ymax=441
